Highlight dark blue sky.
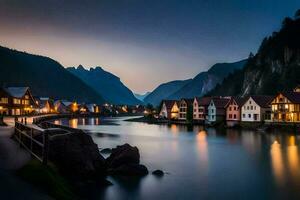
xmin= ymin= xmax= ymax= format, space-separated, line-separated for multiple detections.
xmin=0 ymin=0 xmax=299 ymax=93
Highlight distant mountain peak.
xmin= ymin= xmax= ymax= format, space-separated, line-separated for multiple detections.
xmin=67 ymin=65 xmax=141 ymax=105
xmin=77 ymin=65 xmax=85 ymax=70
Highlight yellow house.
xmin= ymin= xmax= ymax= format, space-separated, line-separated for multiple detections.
xmin=270 ymin=88 xmax=300 ymax=122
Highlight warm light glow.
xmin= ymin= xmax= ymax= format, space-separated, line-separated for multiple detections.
xmin=196 ymin=131 xmax=209 ymax=172
xmin=287 ymin=136 xmax=300 ymax=178
xmin=270 ymin=140 xmax=285 ymax=186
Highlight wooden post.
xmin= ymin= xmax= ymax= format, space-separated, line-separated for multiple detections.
xmin=42 ymin=130 xmax=49 ymax=165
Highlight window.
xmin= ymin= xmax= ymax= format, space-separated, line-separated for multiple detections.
xmin=247 ymin=106 xmax=249 ymax=110
xmin=234 ymin=114 xmax=237 ymax=119
xmin=229 ymin=114 xmax=232 ymax=119
xmin=248 ymin=114 xmax=251 ymax=118
xmin=254 ymin=106 xmax=256 ymax=110
xmin=13 ymin=98 xmax=21 ymax=104
xmin=229 ymin=107 xmax=232 ymax=111
xmin=243 ymin=114 xmax=245 ymax=118
xmin=251 ymin=106 xmax=253 ymax=110
xmin=0 ymin=98 xmax=8 ymax=104
xmin=249 ymin=101 xmax=252 ymax=104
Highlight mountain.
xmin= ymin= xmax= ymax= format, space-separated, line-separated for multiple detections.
xmin=143 ymin=80 xmax=192 ymax=106
xmin=168 ymin=60 xmax=247 ymax=100
xmin=67 ymin=66 xmax=142 ymax=105
xmin=0 ymin=46 xmax=104 ymax=103
xmin=208 ymin=11 xmax=300 ymax=96
xmin=134 ymin=92 xmax=150 ymax=101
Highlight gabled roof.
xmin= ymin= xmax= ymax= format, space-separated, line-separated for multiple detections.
xmin=196 ymin=97 xmax=212 ymax=106
xmin=250 ymin=95 xmax=273 ymax=108
xmin=280 ymin=92 xmax=300 ymax=104
xmin=162 ymin=100 xmax=177 ymax=110
xmin=212 ymin=98 xmax=230 ymax=108
xmin=180 ymin=98 xmax=193 ymax=105
xmin=232 ymin=96 xmax=248 ymax=107
xmin=4 ymin=87 xmax=29 ymax=98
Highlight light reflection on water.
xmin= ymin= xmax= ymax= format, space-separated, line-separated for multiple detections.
xmin=54 ymin=117 xmax=300 ymax=199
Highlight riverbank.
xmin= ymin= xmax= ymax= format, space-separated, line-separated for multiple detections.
xmin=11 ymin=114 xmax=153 ymax=199
xmin=127 ymin=116 xmax=300 ymax=132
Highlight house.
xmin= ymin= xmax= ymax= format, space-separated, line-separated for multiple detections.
xmin=36 ymin=97 xmax=55 ymax=114
xmin=86 ymin=104 xmax=101 ymax=114
xmin=178 ymin=99 xmax=193 ymax=121
xmin=193 ymin=97 xmax=211 ymax=122
xmin=270 ymin=88 xmax=300 ymax=122
xmin=241 ymin=96 xmax=273 ymax=122
xmin=0 ymin=87 xmax=36 ymax=116
xmin=207 ymin=97 xmax=230 ymax=124
xmin=159 ymin=100 xmax=179 ymax=120
xmin=78 ymin=104 xmax=89 ymax=114
xmin=225 ymin=97 xmax=247 ymax=127
xmin=54 ymin=100 xmax=71 ymax=113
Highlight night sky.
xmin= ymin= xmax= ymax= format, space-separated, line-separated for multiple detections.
xmin=0 ymin=0 xmax=299 ymax=93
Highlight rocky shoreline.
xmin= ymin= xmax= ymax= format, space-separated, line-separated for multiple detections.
xmin=17 ymin=118 xmax=164 ymax=199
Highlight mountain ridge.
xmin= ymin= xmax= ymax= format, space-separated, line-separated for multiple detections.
xmin=0 ymin=45 xmax=104 ymax=103
xmin=67 ymin=65 xmax=142 ymax=105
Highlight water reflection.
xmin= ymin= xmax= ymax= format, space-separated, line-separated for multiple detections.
xmin=271 ymin=140 xmax=285 ymax=186
xmin=287 ymin=136 xmax=300 ymax=182
xmin=53 ymin=117 xmax=300 ymax=199
xmin=196 ymin=131 xmax=209 ymax=171
xmin=69 ymin=118 xmax=78 ymax=128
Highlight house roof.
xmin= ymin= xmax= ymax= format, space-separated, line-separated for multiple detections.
xmin=281 ymin=92 xmax=300 ymax=104
xmin=181 ymin=98 xmax=193 ymax=105
xmin=4 ymin=87 xmax=29 ymax=98
xmin=162 ymin=100 xmax=177 ymax=110
xmin=251 ymin=95 xmax=273 ymax=108
xmin=196 ymin=97 xmax=212 ymax=106
xmin=212 ymin=98 xmax=230 ymax=108
xmin=232 ymin=96 xmax=248 ymax=107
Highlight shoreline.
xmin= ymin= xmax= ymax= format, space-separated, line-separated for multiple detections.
xmin=126 ymin=116 xmax=300 ymax=132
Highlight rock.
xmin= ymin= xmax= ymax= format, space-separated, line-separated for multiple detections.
xmin=48 ymin=130 xmax=107 ymax=180
xmin=152 ymin=170 xmax=164 ymax=177
xmin=108 ymin=164 xmax=149 ymax=176
xmin=100 ymin=148 xmax=112 ymax=154
xmin=106 ymin=143 xmax=140 ymax=168
xmin=106 ymin=143 xmax=149 ymax=176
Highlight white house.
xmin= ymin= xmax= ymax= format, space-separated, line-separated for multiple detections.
xmin=241 ymin=96 xmax=273 ymax=122
xmin=207 ymin=97 xmax=230 ymax=124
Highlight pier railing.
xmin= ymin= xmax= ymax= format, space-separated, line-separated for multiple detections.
xmin=14 ymin=121 xmax=49 ymax=164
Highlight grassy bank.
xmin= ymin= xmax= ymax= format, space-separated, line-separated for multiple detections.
xmin=16 ymin=159 xmax=77 ymax=200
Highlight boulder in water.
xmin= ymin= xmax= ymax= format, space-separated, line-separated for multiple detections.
xmin=48 ymin=130 xmax=107 ymax=180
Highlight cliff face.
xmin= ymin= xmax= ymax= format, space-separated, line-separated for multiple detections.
xmin=209 ymin=14 xmax=300 ymax=96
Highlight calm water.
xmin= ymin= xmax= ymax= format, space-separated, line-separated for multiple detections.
xmin=54 ymin=117 xmax=300 ymax=200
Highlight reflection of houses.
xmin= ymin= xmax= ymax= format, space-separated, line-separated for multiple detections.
xmin=225 ymin=97 xmax=247 ymax=127
xmin=270 ymin=87 xmax=300 ymax=122
xmin=241 ymin=96 xmax=273 ymax=122
xmin=0 ymin=87 xmax=36 ymax=115
xmin=207 ymin=97 xmax=230 ymax=124
xmin=193 ymin=97 xmax=211 ymax=122
xmin=36 ymin=97 xmax=55 ymax=114
xmin=159 ymin=100 xmax=179 ymax=120
xmin=179 ymin=99 xmax=193 ymax=121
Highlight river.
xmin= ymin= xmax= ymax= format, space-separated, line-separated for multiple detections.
xmin=53 ymin=117 xmax=300 ymax=200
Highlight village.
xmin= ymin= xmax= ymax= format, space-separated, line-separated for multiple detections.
xmin=158 ymin=86 xmax=300 ymax=127
xmin=0 ymin=86 xmax=148 ymax=121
